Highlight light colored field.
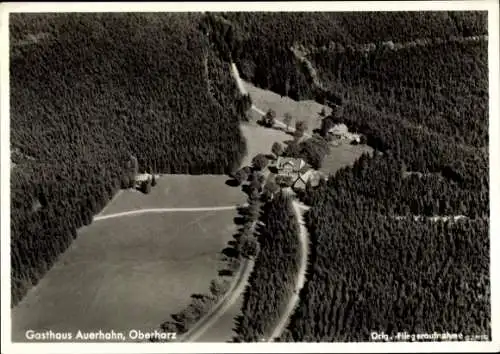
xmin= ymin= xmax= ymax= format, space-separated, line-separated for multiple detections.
xmin=100 ymin=175 xmax=246 ymax=216
xmin=320 ymin=142 xmax=374 ymax=177
xmin=242 ymin=80 xmax=331 ymax=135
xmin=11 ymin=210 xmax=239 ymax=342
xmin=239 ymin=123 xmax=290 ymax=167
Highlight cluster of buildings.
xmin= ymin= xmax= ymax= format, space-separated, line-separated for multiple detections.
xmin=270 ymin=157 xmax=323 ymax=189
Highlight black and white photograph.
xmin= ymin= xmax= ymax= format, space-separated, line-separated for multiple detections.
xmin=1 ymin=1 xmax=499 ymax=353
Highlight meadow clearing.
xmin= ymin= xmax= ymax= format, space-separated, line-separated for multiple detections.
xmin=242 ymin=80 xmax=331 ymax=135
xmin=100 ymin=175 xmax=246 ymax=216
xmin=320 ymin=141 xmax=374 ymax=176
xmin=240 ymin=79 xmax=373 ymax=178
xmin=12 ymin=175 xmax=248 ymax=342
xmin=239 ymin=123 xmax=291 ymax=167
xmin=11 ymin=209 xmax=239 ymax=342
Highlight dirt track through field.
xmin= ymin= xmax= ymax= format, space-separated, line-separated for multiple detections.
xmin=94 ymin=206 xmax=238 ymax=222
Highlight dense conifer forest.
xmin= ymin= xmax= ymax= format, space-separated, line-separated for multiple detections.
xmin=10 ymin=11 xmax=490 ymax=342
xmin=280 ymin=154 xmax=490 ymax=341
xmin=233 ymin=193 xmax=300 ymax=342
xmin=10 ymin=13 xmax=247 ymax=305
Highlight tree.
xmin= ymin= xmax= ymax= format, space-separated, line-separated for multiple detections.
xmin=295 ymin=120 xmax=308 ymax=136
xmin=283 ymin=112 xmax=293 ymax=131
xmin=252 ymin=154 xmax=269 ymax=171
xmin=129 ymin=179 xmax=136 ymax=189
xmin=250 ymin=172 xmax=263 ymax=193
xmin=331 ymin=104 xmax=344 ymax=119
xmin=247 ymin=197 xmax=261 ymax=219
xmin=141 ymin=179 xmax=152 ymax=194
xmin=257 ymin=173 xmax=266 ymax=185
xmin=262 ymin=109 xmax=276 ymax=127
xmin=242 ymin=166 xmax=253 ymax=176
xmin=263 ymin=179 xmax=280 ymax=199
xmin=160 ymin=321 xmax=179 ymax=334
xmin=120 ymin=174 xmax=130 ymax=189
xmin=294 ymin=128 xmax=304 ymax=140
xmin=234 ymin=169 xmax=248 ymax=185
xmin=241 ymin=237 xmax=259 ymax=258
xmin=236 ymin=94 xmax=252 ymax=117
xmin=276 ymin=175 xmax=294 ymax=187
xmin=320 ymin=116 xmax=335 ymax=138
xmin=210 ymin=279 xmax=230 ymax=298
xmin=271 ymin=142 xmax=284 ymax=157
xmin=127 ymin=154 xmax=139 ymax=182
xmin=151 ymin=174 xmax=157 ymax=187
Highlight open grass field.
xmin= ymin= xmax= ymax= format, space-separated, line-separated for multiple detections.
xmin=11 ymin=210 xmax=239 ymax=342
xmin=242 ymin=80 xmax=331 ymax=135
xmin=320 ymin=141 xmax=374 ymax=177
xmin=239 ymin=123 xmax=290 ymax=167
xmin=100 ymin=175 xmax=246 ymax=216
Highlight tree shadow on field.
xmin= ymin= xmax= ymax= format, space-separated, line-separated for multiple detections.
xmin=217 ymin=230 xmax=243 ymax=277
xmin=233 ymin=215 xmax=247 ymax=225
xmin=241 ymin=184 xmax=252 ymax=197
xmin=157 ymin=194 xmax=253 ymax=339
xmin=222 ymin=247 xmax=239 ymax=258
xmin=217 ymin=199 xmax=253 ymax=277
xmin=225 ymin=179 xmax=240 ymax=187
xmin=190 ymin=293 xmax=211 ymax=301
xmin=218 ymin=269 xmax=235 ymax=277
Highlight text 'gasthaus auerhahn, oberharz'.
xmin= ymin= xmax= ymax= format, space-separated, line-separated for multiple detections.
xmin=25 ymin=329 xmax=177 ymax=341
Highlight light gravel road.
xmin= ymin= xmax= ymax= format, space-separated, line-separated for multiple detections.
xmin=178 ymin=257 xmax=254 ymax=342
xmin=232 ymin=62 xmax=313 ymax=341
xmin=267 ymin=200 xmax=310 ymax=342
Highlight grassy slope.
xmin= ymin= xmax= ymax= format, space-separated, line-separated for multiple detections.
xmin=99 ymin=176 xmax=246 ymax=215
xmin=12 ymin=210 xmax=239 ymax=342
xmin=241 ymin=80 xmax=331 ymax=135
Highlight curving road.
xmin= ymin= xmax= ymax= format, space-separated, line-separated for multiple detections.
xmin=267 ymin=200 xmax=310 ymax=341
xmin=232 ymin=62 xmax=313 ymax=341
xmin=178 ymin=257 xmax=254 ymax=342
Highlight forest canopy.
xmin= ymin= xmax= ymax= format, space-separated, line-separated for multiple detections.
xmin=10 ymin=13 xmax=247 ymax=305
xmin=204 ymin=11 xmax=490 ymax=341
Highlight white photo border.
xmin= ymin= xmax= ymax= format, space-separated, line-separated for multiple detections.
xmin=1 ymin=1 xmax=499 ymax=353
